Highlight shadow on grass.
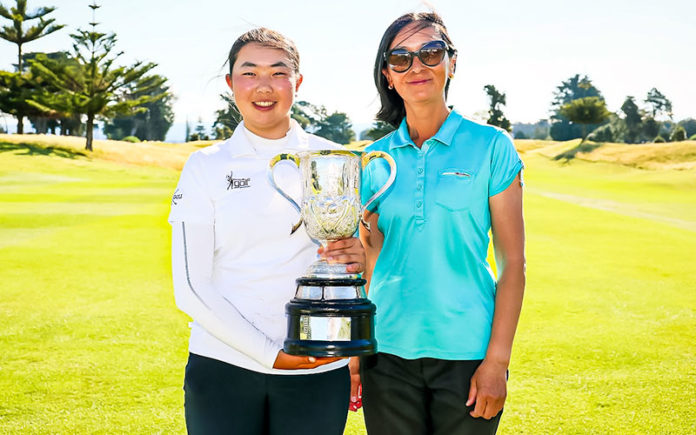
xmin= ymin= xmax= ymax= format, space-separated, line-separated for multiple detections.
xmin=554 ymin=142 xmax=602 ymax=162
xmin=0 ymin=141 xmax=87 ymax=159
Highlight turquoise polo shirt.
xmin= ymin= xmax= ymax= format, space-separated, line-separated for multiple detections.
xmin=361 ymin=109 xmax=523 ymax=360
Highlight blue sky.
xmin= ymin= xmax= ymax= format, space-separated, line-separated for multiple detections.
xmin=1 ymin=0 xmax=694 ymax=140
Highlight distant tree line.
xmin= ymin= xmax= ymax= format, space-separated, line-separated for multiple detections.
xmin=2 ymin=2 xmax=693 ymax=149
xmin=513 ymin=74 xmax=694 ymax=144
xmin=0 ymin=0 xmax=174 ymax=150
xmin=204 ymin=94 xmax=357 ymax=145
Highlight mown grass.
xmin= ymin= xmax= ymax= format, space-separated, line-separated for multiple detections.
xmin=1 ymin=137 xmax=695 ymax=433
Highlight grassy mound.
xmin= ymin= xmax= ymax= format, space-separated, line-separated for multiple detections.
xmin=0 ymin=134 xmax=212 ymax=170
xmin=517 ymin=138 xmax=696 ymax=170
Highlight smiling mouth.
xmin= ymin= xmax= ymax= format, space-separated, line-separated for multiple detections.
xmin=408 ymin=79 xmax=430 ymax=85
xmin=253 ymin=101 xmax=276 ymax=108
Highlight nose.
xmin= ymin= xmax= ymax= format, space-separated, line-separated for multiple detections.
xmin=256 ymin=76 xmax=272 ymax=93
xmin=409 ymin=55 xmax=425 ymax=73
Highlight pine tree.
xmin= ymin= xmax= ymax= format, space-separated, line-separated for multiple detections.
xmin=103 ymin=74 xmax=174 ymax=141
xmin=0 ymin=0 xmax=64 ymax=132
xmin=213 ymin=92 xmax=241 ymax=134
xmin=560 ymin=97 xmax=611 ymax=143
xmin=549 ymin=75 xmax=604 ymax=141
xmin=28 ymin=1 xmax=164 ymax=150
xmin=484 ymin=84 xmax=511 ymax=132
xmin=0 ymin=0 xmax=64 ymax=71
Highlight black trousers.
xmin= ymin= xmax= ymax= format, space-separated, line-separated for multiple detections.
xmin=183 ymin=353 xmax=350 ymax=435
xmin=361 ymin=353 xmax=502 ymax=435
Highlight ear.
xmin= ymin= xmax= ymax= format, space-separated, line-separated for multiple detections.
xmin=295 ymin=73 xmax=304 ymax=92
xmin=382 ymin=68 xmax=392 ymax=88
xmin=448 ymin=53 xmax=457 ymax=77
xmin=225 ymin=74 xmax=233 ymax=90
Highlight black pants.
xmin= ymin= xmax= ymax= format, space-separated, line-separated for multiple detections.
xmin=361 ymin=353 xmax=502 ymax=435
xmin=183 ymin=353 xmax=350 ymax=435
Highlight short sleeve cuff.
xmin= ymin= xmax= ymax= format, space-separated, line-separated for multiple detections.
xmin=489 ymin=160 xmax=524 ymax=197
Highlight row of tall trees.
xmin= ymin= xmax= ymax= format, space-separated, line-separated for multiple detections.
xmin=0 ymin=0 xmax=174 ymax=150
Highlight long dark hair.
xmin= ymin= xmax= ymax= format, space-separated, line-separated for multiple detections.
xmin=227 ymin=27 xmax=300 ymax=76
xmin=374 ymin=12 xmax=456 ymax=127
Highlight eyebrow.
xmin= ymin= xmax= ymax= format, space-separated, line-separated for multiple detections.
xmin=239 ymin=61 xmax=291 ymax=68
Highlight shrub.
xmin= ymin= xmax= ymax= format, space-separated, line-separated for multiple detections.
xmin=588 ymin=124 xmax=614 ymax=142
xmin=678 ymin=118 xmax=696 ymax=137
xmin=690 ymin=134 xmax=696 ymax=141
xmin=669 ymin=126 xmax=687 ymax=142
xmin=514 ymin=131 xmax=528 ymax=139
xmin=122 ymin=136 xmax=141 ymax=143
xmin=654 ymin=135 xmax=666 ymax=143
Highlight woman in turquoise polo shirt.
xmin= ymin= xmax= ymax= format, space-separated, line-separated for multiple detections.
xmin=353 ymin=12 xmax=526 ymax=434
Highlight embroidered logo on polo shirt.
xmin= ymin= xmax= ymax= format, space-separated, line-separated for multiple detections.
xmin=442 ymin=171 xmax=471 ymax=178
xmin=226 ymin=171 xmax=251 ymax=190
xmin=171 ymin=188 xmax=183 ymax=205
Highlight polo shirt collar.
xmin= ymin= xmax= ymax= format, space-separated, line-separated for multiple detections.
xmin=226 ymin=119 xmax=310 ymax=157
xmin=388 ymin=108 xmax=464 ymax=150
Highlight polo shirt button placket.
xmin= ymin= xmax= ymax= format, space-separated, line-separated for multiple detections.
xmin=415 ymin=145 xmax=427 ymax=224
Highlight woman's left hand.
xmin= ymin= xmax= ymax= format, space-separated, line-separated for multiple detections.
xmin=318 ymin=237 xmax=365 ymax=274
xmin=466 ymin=359 xmax=508 ymax=420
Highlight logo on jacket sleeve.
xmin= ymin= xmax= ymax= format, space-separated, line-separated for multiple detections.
xmin=171 ymin=188 xmax=183 ymax=205
xmin=226 ymin=171 xmax=251 ymax=190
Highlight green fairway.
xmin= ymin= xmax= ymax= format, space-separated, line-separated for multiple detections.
xmin=1 ymin=139 xmax=695 ymax=433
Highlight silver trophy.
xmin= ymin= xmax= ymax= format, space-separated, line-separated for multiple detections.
xmin=268 ymin=149 xmax=396 ymax=356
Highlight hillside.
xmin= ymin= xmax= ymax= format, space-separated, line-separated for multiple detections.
xmin=0 ymin=134 xmax=211 ymax=171
xmin=517 ymin=139 xmax=696 ymax=171
xmin=3 ymin=134 xmax=695 ymax=172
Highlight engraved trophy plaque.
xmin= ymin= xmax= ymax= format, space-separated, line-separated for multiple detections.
xmin=268 ymin=149 xmax=396 ymax=356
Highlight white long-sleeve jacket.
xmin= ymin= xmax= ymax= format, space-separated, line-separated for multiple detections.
xmin=169 ymin=121 xmax=346 ymax=374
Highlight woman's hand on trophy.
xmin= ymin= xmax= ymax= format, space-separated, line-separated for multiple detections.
xmin=348 ymin=357 xmax=362 ymax=412
xmin=318 ymin=238 xmax=366 ymax=273
xmin=273 ymin=350 xmax=342 ymax=370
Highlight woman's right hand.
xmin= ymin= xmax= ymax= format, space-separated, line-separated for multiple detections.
xmin=348 ymin=357 xmax=362 ymax=412
xmin=273 ymin=350 xmax=342 ymax=370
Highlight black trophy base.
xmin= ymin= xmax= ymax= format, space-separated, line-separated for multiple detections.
xmin=284 ymin=277 xmax=377 ymax=357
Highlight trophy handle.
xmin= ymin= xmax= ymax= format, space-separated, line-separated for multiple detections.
xmin=360 ymin=151 xmax=397 ymax=232
xmin=268 ymin=153 xmax=303 ymax=234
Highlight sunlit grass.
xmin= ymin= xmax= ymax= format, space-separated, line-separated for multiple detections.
xmin=0 ymin=133 xmax=210 ymax=170
xmin=1 ymin=137 xmax=694 ymax=433
xmin=518 ymin=138 xmax=696 ymax=170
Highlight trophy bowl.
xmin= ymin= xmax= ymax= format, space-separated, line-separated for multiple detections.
xmin=268 ymin=149 xmax=396 ymax=357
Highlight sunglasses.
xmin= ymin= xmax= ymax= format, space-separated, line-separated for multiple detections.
xmin=384 ymin=40 xmax=454 ymax=73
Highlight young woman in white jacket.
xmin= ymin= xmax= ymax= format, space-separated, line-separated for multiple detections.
xmin=169 ymin=27 xmax=364 ymax=434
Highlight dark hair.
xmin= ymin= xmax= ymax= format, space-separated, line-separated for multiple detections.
xmin=374 ymin=12 xmax=457 ymax=127
xmin=228 ymin=27 xmax=300 ymax=76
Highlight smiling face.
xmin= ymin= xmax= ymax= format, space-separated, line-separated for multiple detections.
xmin=226 ymin=42 xmax=303 ymax=139
xmin=382 ymin=24 xmax=456 ymax=107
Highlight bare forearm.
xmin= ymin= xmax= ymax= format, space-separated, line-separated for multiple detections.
xmin=485 ymin=259 xmax=525 ymax=368
xmin=359 ymin=212 xmax=382 ymax=295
